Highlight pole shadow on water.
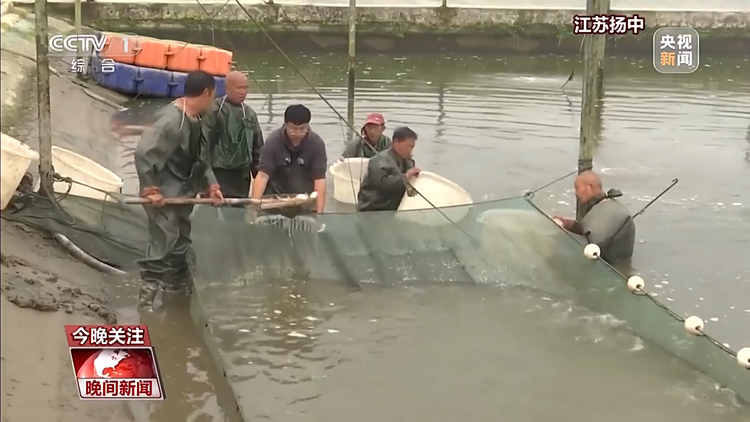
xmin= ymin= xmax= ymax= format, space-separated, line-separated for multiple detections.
xmin=435 ymin=70 xmax=447 ymax=149
xmin=266 ymin=93 xmax=275 ymax=125
xmin=745 ymin=121 xmax=749 ymax=163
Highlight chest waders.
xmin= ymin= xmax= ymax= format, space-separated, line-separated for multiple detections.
xmin=211 ymin=97 xmax=255 ymax=199
xmin=138 ymin=109 xmax=207 ymax=310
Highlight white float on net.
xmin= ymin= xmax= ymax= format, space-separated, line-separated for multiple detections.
xmin=626 ymin=275 xmax=645 ymax=293
xmin=684 ymin=316 xmax=705 ymax=335
xmin=622 ymin=275 xmax=748 ymax=370
xmin=583 ymin=243 xmax=600 ymax=260
xmin=737 ymin=347 xmax=750 ymax=369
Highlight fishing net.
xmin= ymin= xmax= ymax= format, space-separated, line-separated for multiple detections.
xmin=2 ymin=191 xmax=747 ymax=406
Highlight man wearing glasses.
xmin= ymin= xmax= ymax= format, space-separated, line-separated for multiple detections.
xmin=250 ymin=104 xmax=327 ymax=214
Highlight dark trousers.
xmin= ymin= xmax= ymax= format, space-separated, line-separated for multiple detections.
xmin=138 ymin=204 xmax=195 ymax=296
xmin=214 ymin=168 xmax=251 ymax=198
xmin=200 ymin=168 xmax=252 ymax=222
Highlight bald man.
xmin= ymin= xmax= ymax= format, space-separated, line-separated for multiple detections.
xmin=203 ymin=71 xmax=264 ymax=200
xmin=554 ymin=171 xmax=636 ymax=266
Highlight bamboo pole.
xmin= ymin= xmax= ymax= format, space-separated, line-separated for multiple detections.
xmin=34 ymin=0 xmax=54 ymax=198
xmin=123 ymin=196 xmax=316 ymax=210
xmin=576 ymin=0 xmax=609 ymax=219
xmin=346 ymin=0 xmax=356 ymax=142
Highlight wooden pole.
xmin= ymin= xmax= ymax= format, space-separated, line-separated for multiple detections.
xmin=576 ymin=0 xmax=609 ymax=219
xmin=74 ymin=0 xmax=82 ymax=78
xmin=34 ymin=0 xmax=54 ymax=198
xmin=346 ymin=0 xmax=356 ymax=142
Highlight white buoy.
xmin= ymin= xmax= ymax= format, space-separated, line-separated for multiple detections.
xmin=552 ymin=217 xmax=564 ymax=227
xmin=684 ymin=316 xmax=705 ymax=335
xmin=583 ymin=243 xmax=600 ymax=260
xmin=626 ymin=275 xmax=645 ymax=292
xmin=737 ymin=347 xmax=750 ymax=369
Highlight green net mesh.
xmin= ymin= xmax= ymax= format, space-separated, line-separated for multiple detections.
xmin=2 ymin=192 xmax=747 ymax=408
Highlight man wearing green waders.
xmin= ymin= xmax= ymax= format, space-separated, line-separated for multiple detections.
xmin=134 ymin=71 xmax=224 ymax=309
xmin=204 ymin=71 xmax=264 ymax=200
xmin=341 ymin=113 xmax=391 ymax=159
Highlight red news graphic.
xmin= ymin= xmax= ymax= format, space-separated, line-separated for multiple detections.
xmin=573 ymin=14 xmax=646 ymax=35
xmin=64 ymin=325 xmax=164 ymax=400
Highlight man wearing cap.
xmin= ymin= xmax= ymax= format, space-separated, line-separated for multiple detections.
xmin=341 ymin=113 xmax=391 ymax=159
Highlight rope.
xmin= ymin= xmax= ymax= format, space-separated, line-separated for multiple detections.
xmin=187 ymin=0 xmax=480 ymax=246
xmin=193 ymin=0 xmax=361 ymax=206
xmin=191 ymin=1 xmax=584 ymax=246
xmin=523 ymin=200 xmax=748 ymax=380
xmin=35 ymin=175 xmax=750 ymax=375
xmin=43 ymin=171 xmax=128 ymax=235
xmin=48 ymin=12 xmax=750 ymax=382
xmin=630 ymin=284 xmax=737 ymax=357
xmin=523 ymin=169 xmax=578 ymax=200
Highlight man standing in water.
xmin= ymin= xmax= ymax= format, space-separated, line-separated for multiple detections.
xmin=554 ymin=170 xmax=635 ymax=269
xmin=357 ymin=126 xmax=421 ymax=212
xmin=341 ymin=113 xmax=391 ymax=159
xmin=135 ymin=70 xmax=224 ymax=309
xmin=251 ymin=104 xmax=327 ymax=214
xmin=204 ymin=71 xmax=264 ymax=199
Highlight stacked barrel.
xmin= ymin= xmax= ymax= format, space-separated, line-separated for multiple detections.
xmin=88 ymin=32 xmax=234 ymax=99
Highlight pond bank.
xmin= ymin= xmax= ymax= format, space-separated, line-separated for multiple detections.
xmin=36 ymin=2 xmax=750 ymax=53
xmin=0 ymin=9 xmax=132 ymax=421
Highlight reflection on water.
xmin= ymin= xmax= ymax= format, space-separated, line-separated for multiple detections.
xmin=105 ymin=53 xmax=750 ymax=419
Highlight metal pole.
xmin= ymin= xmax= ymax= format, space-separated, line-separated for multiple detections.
xmin=346 ymin=0 xmax=356 ymax=142
xmin=34 ymin=0 xmax=54 ymax=197
xmin=576 ymin=0 xmax=609 ymax=219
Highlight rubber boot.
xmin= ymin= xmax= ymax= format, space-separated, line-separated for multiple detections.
xmin=159 ymin=275 xmax=192 ymax=310
xmin=137 ymin=280 xmax=159 ymax=311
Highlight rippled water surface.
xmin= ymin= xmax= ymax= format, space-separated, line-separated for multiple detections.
xmin=204 ymin=281 xmax=748 ymax=421
xmin=109 ymin=53 xmax=750 ymax=420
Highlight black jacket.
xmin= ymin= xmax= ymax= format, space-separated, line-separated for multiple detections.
xmin=356 ymin=148 xmax=414 ymax=212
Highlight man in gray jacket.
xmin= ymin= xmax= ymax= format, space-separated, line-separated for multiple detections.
xmin=554 ymin=171 xmax=635 ymax=267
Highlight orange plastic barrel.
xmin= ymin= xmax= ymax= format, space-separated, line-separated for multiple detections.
xmin=165 ymin=41 xmax=202 ymax=73
xmin=133 ymin=37 xmax=170 ymax=70
xmin=100 ymin=33 xmax=137 ymax=65
xmin=198 ymin=46 xmax=233 ymax=77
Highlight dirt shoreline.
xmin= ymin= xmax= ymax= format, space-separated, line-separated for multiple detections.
xmin=1 ymin=11 xmax=133 ymax=421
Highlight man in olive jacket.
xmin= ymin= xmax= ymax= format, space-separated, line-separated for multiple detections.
xmin=357 ymin=127 xmax=420 ymax=212
xmin=554 ymin=171 xmax=636 ymax=268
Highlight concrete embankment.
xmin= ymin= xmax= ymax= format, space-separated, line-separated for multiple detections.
xmin=18 ymin=0 xmax=750 ymax=53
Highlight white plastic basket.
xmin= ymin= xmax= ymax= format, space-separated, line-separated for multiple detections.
xmin=328 ymin=157 xmax=369 ymax=204
xmin=51 ymin=146 xmax=123 ymax=201
xmin=395 ymin=171 xmax=473 ymax=227
xmin=0 ymin=133 xmax=39 ymax=210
